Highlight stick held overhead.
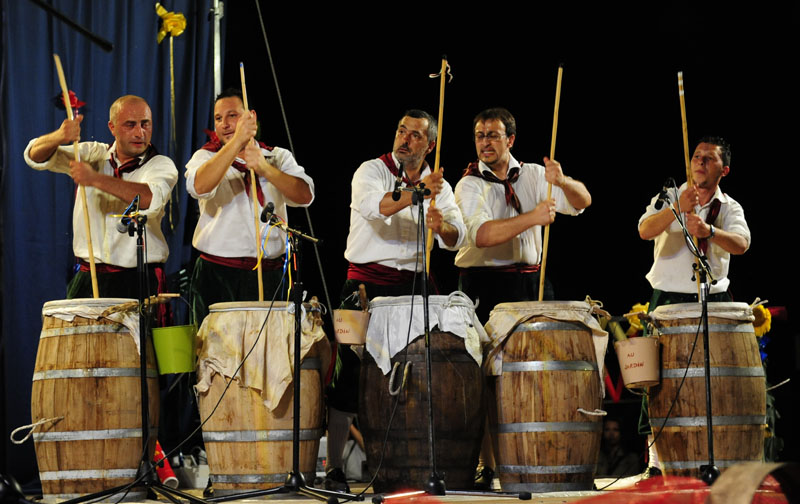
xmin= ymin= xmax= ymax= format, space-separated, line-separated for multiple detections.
xmin=240 ymin=62 xmax=265 ymax=302
xmin=425 ymin=56 xmax=451 ymax=274
xmin=538 ymin=64 xmax=563 ymax=302
xmin=54 ymin=53 xmax=99 ymax=299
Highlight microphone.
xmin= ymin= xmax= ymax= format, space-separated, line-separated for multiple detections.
xmin=391 ymin=162 xmax=405 ymax=201
xmin=654 ymin=178 xmax=675 ymax=210
xmin=116 ymin=194 xmax=140 ymax=233
xmin=260 ymin=201 xmax=276 ymax=223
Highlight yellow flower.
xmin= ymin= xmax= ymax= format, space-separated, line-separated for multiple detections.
xmin=753 ymin=304 xmax=772 ymax=337
xmin=625 ymin=302 xmax=649 ymax=335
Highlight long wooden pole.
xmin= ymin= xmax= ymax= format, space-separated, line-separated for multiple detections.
xmin=538 ymin=65 xmax=563 ymax=301
xmin=54 ymin=54 xmax=99 ymax=298
xmin=425 ymin=57 xmax=448 ymax=273
xmin=240 ymin=62 xmax=264 ymax=302
xmin=678 ymin=71 xmax=702 ymax=297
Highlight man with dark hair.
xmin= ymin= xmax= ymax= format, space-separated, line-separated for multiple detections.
xmin=326 ymin=110 xmax=466 ymax=491
xmin=454 ymin=107 xmax=591 ymax=322
xmin=186 ymin=89 xmax=314 ymax=322
xmin=637 ymin=137 xmax=750 ymax=476
xmin=343 ymin=109 xmax=465 ymax=284
xmin=638 ymin=136 xmax=750 ymax=307
xmin=24 ymin=95 xmax=178 ymax=298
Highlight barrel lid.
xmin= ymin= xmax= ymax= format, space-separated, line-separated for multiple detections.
xmin=42 ymin=298 xmax=135 ymax=315
xmin=652 ymin=302 xmax=753 ymax=321
xmin=208 ymin=301 xmax=293 ymax=312
xmin=491 ymin=300 xmax=591 ymax=315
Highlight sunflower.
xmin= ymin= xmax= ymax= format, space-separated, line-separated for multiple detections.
xmin=625 ymin=302 xmax=649 ymax=336
xmin=753 ymin=304 xmax=772 ymax=337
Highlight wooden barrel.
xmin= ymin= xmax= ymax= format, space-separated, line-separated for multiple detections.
xmin=360 ymin=331 xmax=485 ymax=492
xmin=196 ymin=302 xmax=326 ymax=494
xmin=649 ymin=302 xmax=765 ymax=476
xmin=493 ymin=301 xmax=603 ymax=493
xmin=30 ymin=298 xmax=159 ymax=499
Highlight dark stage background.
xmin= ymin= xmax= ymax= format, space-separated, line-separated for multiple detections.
xmin=2 ymin=1 xmax=798 ymax=487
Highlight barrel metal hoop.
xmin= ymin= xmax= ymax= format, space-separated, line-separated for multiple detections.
xmin=500 ymin=482 xmax=593 ymax=492
xmin=650 ymin=415 xmax=766 ymax=427
xmin=514 ymin=321 xmax=589 ymax=333
xmin=502 ymin=360 xmax=597 ymax=372
xmin=661 ymin=366 xmax=765 ymax=379
xmin=39 ymin=469 xmax=138 ymax=480
xmin=210 ymin=473 xmax=286 ymax=484
xmin=497 ymin=464 xmax=595 ymax=474
xmin=32 ymin=367 xmax=158 ymax=380
xmin=497 ymin=421 xmax=601 ymax=433
xmin=33 ymin=428 xmax=157 ymax=442
xmin=202 ymin=428 xmax=322 ymax=442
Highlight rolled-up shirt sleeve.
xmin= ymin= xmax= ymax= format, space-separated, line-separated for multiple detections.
xmin=351 ymin=160 xmax=393 ymax=221
xmin=455 ymin=176 xmax=493 ymax=247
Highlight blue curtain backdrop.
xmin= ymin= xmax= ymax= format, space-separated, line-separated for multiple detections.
xmin=1 ymin=0 xmax=221 ymax=484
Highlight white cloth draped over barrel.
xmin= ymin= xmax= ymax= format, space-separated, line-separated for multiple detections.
xmin=195 ymin=302 xmax=326 ymax=411
xmin=366 ymin=292 xmax=489 ymax=375
xmin=484 ymin=301 xmax=609 ymax=390
xmin=41 ymin=298 xmax=142 ymax=354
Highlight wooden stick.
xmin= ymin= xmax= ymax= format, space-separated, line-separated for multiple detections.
xmin=425 ymin=57 xmax=448 ymax=274
xmin=538 ymin=65 xmax=563 ymax=301
xmin=240 ymin=62 xmax=264 ymax=301
xmin=678 ymin=71 xmax=702 ymax=297
xmin=678 ymin=72 xmax=692 ymax=184
xmin=54 ymin=54 xmax=99 ymax=299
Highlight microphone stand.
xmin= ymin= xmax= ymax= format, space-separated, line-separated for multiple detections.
xmin=206 ymin=216 xmax=360 ymax=503
xmin=61 ymin=214 xmax=208 ymax=504
xmin=664 ymin=202 xmax=720 ymax=484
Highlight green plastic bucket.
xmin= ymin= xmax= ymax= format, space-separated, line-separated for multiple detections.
xmin=152 ymin=324 xmax=197 ymax=374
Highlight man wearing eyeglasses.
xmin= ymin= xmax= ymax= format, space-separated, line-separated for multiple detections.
xmin=454 ymin=107 xmax=591 ymax=323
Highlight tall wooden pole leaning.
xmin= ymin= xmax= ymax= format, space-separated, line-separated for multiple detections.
xmin=54 ymin=54 xmax=99 ymax=299
xmin=678 ymin=71 xmax=702 ymax=297
xmin=537 ymin=65 xmax=563 ymax=301
xmin=240 ymin=62 xmax=264 ymax=301
xmin=425 ymin=56 xmax=449 ymax=273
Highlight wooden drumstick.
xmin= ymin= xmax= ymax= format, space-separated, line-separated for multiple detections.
xmin=424 ymin=56 xmax=449 ymax=273
xmin=538 ymin=65 xmax=563 ymax=301
xmin=678 ymin=71 xmax=702 ymax=296
xmin=358 ymin=283 xmax=369 ymax=312
xmin=240 ymin=62 xmax=264 ymax=302
xmin=54 ymin=54 xmax=99 ymax=299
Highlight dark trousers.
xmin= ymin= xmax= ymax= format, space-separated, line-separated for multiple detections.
xmin=458 ymin=268 xmax=554 ymax=324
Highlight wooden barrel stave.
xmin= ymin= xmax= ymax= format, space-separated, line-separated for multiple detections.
xmin=198 ymin=344 xmax=324 ymax=493
xmin=359 ymin=331 xmax=485 ymax=492
xmin=495 ymin=317 xmax=602 ymax=492
xmin=649 ymin=305 xmax=766 ymax=476
xmin=31 ymin=302 xmax=158 ymax=497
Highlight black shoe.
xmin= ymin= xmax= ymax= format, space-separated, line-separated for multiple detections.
xmin=324 ymin=467 xmax=350 ymax=493
xmin=203 ymin=478 xmax=214 ymax=498
xmin=474 ymin=466 xmax=495 ymax=491
xmin=644 ymin=466 xmax=662 ymax=478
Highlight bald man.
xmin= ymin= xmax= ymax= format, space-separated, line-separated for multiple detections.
xmin=24 ymin=95 xmax=178 ymax=299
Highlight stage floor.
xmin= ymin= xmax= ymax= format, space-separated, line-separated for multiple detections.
xmin=31 ymin=477 xmax=642 ymax=504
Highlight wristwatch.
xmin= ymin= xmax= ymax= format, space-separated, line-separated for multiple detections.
xmin=708 ymin=224 xmax=716 ymax=239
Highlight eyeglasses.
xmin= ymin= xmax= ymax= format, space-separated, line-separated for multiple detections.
xmin=474 ymin=132 xmax=506 ymax=142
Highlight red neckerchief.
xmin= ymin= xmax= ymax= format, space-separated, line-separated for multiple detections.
xmin=108 ymin=144 xmax=158 ymax=178
xmin=699 ymin=198 xmax=722 ymax=255
xmin=462 ymin=161 xmax=522 ymax=214
xmin=201 ymin=130 xmax=274 ymax=206
xmin=379 ymin=152 xmax=422 ymax=186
